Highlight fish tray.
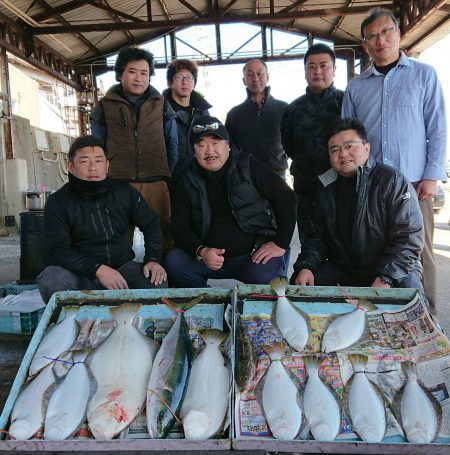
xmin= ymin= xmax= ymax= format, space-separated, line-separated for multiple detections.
xmin=0 ymin=288 xmax=233 ymax=453
xmin=232 ymin=284 xmax=450 ymax=454
xmin=0 ymin=282 xmax=42 ymax=335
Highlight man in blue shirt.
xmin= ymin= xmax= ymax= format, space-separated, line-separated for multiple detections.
xmin=342 ymin=8 xmax=447 ymax=315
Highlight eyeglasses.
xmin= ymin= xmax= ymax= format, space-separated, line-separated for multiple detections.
xmin=363 ymin=26 xmax=397 ymax=43
xmin=192 ymin=122 xmax=220 ymax=133
xmin=329 ymin=141 xmax=365 ymax=155
xmin=173 ymin=74 xmax=195 ymax=82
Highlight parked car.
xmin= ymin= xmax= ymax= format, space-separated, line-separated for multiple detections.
xmin=433 ymin=184 xmax=445 ymax=213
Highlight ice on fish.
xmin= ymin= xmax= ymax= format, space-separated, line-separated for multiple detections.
xmin=270 ymin=277 xmax=310 ymax=352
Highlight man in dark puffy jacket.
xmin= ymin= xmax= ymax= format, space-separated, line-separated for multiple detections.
xmin=291 ymin=118 xmax=424 ymax=293
xmin=281 ymin=43 xmax=344 ymax=245
xmin=37 ymin=136 xmax=167 ymax=303
xmin=165 ymin=116 xmax=296 ymax=287
xmin=163 ymin=59 xmax=212 ymax=180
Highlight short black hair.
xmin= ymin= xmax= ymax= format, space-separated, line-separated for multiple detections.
xmin=68 ymin=135 xmax=106 ymax=161
xmin=114 ymin=46 xmax=155 ymax=81
xmin=243 ymin=59 xmax=268 ymax=74
xmin=304 ymin=43 xmax=336 ymax=66
xmin=324 ymin=118 xmax=368 ymax=147
xmin=361 ymin=8 xmax=398 ymax=39
xmin=166 ymin=59 xmax=198 ymax=85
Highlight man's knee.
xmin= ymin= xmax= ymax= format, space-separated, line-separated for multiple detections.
xmin=37 ymin=266 xmax=80 ymax=303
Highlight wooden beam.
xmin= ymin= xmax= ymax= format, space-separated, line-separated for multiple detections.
xmin=32 ymin=0 xmax=88 ymax=22
xmin=177 ymin=0 xmax=203 ymax=17
xmin=85 ymin=0 xmax=145 ymax=23
xmin=278 ymin=0 xmax=309 ymax=15
xmin=400 ymin=0 xmax=447 ymax=39
xmin=32 ymin=5 xmax=387 ymax=34
xmin=146 ymin=0 xmax=152 ymax=21
xmin=406 ymin=12 xmax=450 ymax=52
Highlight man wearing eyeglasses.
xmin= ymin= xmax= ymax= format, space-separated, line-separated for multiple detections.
xmin=281 ymin=44 xmax=344 ymax=247
xmin=342 ymin=8 xmax=447 ymax=315
xmin=165 ymin=116 xmax=296 ymax=287
xmin=291 ymin=118 xmax=424 ymax=295
xmin=90 ymin=46 xmax=178 ymax=253
xmin=163 ymin=59 xmax=212 ymax=180
xmin=225 ymin=59 xmax=288 ymax=178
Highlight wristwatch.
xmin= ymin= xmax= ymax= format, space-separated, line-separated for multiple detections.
xmin=379 ymin=275 xmax=394 ymax=287
xmin=195 ymin=245 xmax=206 ymax=262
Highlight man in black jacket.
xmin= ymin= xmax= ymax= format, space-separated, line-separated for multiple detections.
xmin=37 ymin=136 xmax=167 ymax=303
xmin=163 ymin=59 xmax=212 ymax=180
xmin=281 ymin=43 xmax=344 ymax=245
xmin=165 ymin=116 xmax=296 ymax=287
xmin=291 ymin=118 xmax=424 ymax=292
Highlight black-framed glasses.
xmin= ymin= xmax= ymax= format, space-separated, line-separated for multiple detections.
xmin=329 ymin=141 xmax=365 ymax=155
xmin=363 ymin=26 xmax=397 ymax=43
xmin=192 ymin=122 xmax=220 ymax=133
xmin=173 ymin=74 xmax=195 ymax=82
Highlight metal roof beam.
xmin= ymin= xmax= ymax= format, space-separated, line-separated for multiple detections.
xmin=32 ymin=0 xmax=88 ymax=22
xmin=32 ymin=5 xmax=387 ymax=34
xmin=85 ymin=0 xmax=145 ymax=23
xmin=177 ymin=0 xmax=203 ymax=17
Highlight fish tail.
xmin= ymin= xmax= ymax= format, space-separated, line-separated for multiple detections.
xmin=63 ymin=306 xmax=80 ymax=317
xmin=401 ymin=360 xmax=418 ymax=381
xmin=348 ymin=354 xmax=368 ymax=372
xmin=199 ymin=328 xmax=228 ymax=346
xmin=162 ymin=295 xmax=204 ymax=313
xmin=262 ymin=341 xmax=286 ymax=360
xmin=269 ymin=277 xmax=288 ymax=297
xmin=303 ymin=354 xmax=322 ymax=374
xmin=109 ymin=303 xmax=141 ymax=321
xmin=357 ymin=300 xmax=377 ymax=312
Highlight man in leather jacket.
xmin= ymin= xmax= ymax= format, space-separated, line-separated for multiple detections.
xmin=165 ymin=116 xmax=296 ymax=287
xmin=37 ymin=136 xmax=167 ymax=303
xmin=291 ymin=118 xmax=424 ymax=293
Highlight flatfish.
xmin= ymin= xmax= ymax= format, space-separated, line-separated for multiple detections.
xmin=29 ymin=306 xmax=80 ymax=376
xmin=44 ymin=352 xmax=93 ymax=440
xmin=396 ymin=361 xmax=441 ymax=443
xmin=270 ymin=277 xmax=310 ymax=352
xmin=303 ymin=355 xmax=341 ymax=441
xmin=347 ymin=354 xmax=386 ymax=443
xmin=234 ymin=313 xmax=256 ymax=391
xmin=321 ymin=300 xmax=376 ymax=353
xmin=259 ymin=341 xmax=302 ymax=439
xmin=146 ymin=295 xmax=202 ymax=438
xmin=87 ymin=303 xmax=157 ymax=439
xmin=9 ymin=364 xmax=55 ymax=440
xmin=181 ymin=329 xmax=230 ymax=439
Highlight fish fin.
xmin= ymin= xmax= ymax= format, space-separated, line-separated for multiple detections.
xmin=348 ymin=354 xmax=368 ymax=372
xmin=357 ymin=299 xmax=377 ymax=312
xmin=88 ymin=318 xmax=117 ymax=349
xmin=199 ymin=328 xmax=228 ymax=346
xmin=303 ymin=354 xmax=322 ymax=376
xmin=162 ymin=294 xmax=204 ymax=313
xmin=269 ymin=277 xmax=288 ymax=297
xmin=109 ymin=303 xmax=141 ymax=321
xmin=401 ymin=360 xmax=418 ymax=380
xmin=52 ymin=352 xmax=74 ymax=380
xmin=262 ymin=341 xmax=287 ymax=360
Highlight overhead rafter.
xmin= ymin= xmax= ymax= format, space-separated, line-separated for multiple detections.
xmin=31 ymin=0 xmax=88 ymax=23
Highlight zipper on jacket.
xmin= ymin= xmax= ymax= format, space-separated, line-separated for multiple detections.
xmin=119 ymin=108 xmax=128 ymax=129
xmin=96 ymin=202 xmax=111 ymax=265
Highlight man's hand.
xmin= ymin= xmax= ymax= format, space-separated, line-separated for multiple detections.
xmin=416 ymin=179 xmax=437 ymax=201
xmin=252 ymin=242 xmax=285 ymax=264
xmin=200 ymin=247 xmax=225 ymax=270
xmin=293 ymin=269 xmax=315 ymax=286
xmin=143 ymin=261 xmax=167 ymax=286
xmin=96 ymin=264 xmax=129 ymax=290
xmin=371 ymin=276 xmax=391 ymax=288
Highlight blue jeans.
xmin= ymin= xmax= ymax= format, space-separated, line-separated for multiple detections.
xmin=165 ymin=247 xmax=285 ymax=288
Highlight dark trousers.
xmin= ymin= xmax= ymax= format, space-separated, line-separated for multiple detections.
xmin=296 ymin=192 xmax=314 ymax=247
xmin=165 ymin=247 xmax=285 ymax=288
xmin=37 ymin=261 xmax=167 ymax=303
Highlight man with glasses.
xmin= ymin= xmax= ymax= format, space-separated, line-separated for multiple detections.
xmin=165 ymin=116 xmax=296 ymax=287
xmin=342 ymin=8 xmax=447 ymax=315
xmin=90 ymin=46 xmax=178 ymax=253
xmin=225 ymin=59 xmax=288 ymax=178
xmin=163 ymin=59 xmax=212 ymax=179
xmin=281 ymin=44 xmax=344 ymax=246
xmin=291 ymin=118 xmax=424 ymax=294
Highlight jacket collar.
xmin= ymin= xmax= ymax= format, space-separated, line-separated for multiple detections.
xmin=246 ymin=85 xmax=271 ymax=102
xmin=362 ymin=51 xmax=410 ymax=79
xmin=162 ymin=88 xmax=212 ymax=110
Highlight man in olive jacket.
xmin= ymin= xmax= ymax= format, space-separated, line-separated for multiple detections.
xmin=291 ymin=118 xmax=424 ymax=294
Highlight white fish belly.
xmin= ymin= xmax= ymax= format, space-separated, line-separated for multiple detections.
xmin=181 ymin=345 xmax=229 ymax=439
xmin=401 ymin=381 xmax=437 ymax=443
xmin=44 ymin=363 xmax=90 ymax=440
xmin=10 ymin=364 xmax=55 ymax=440
xmin=29 ymin=310 xmax=78 ymax=376
xmin=349 ymin=374 xmax=385 ymax=443
xmin=276 ymin=297 xmax=308 ymax=351
xmin=262 ymin=362 xmax=302 ymax=439
xmin=88 ymin=314 xmax=154 ymax=439
xmin=304 ymin=375 xmax=340 ymax=441
xmin=322 ymin=309 xmax=365 ymax=352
